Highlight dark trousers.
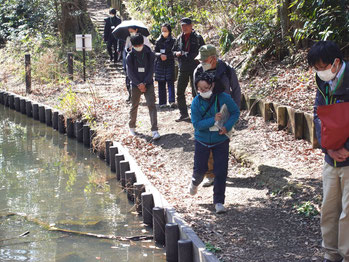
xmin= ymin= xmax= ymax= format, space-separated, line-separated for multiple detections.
xmin=158 ymin=80 xmax=175 ymax=105
xmin=176 ymin=69 xmax=196 ymax=117
xmin=107 ymin=38 xmax=118 ymax=61
xmin=192 ymin=139 xmax=230 ymax=204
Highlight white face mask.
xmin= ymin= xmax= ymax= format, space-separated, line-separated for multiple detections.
xmin=130 ymin=32 xmax=137 ymax=36
xmin=200 ymin=90 xmax=212 ymax=99
xmin=201 ymin=62 xmax=211 ymax=72
xmin=133 ymin=46 xmax=143 ymax=52
xmin=162 ymin=32 xmax=169 ymax=38
xmin=316 ymin=61 xmax=337 ymax=82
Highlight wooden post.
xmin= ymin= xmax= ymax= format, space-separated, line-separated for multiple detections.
xmin=26 ymin=101 xmax=32 ymax=117
xmin=153 ymin=207 xmax=166 ymax=245
xmin=120 ymin=160 xmax=130 ymax=188
xmin=248 ymin=97 xmax=258 ymax=116
xmin=25 ymin=54 xmax=31 ymax=94
xmin=45 ymin=108 xmax=52 ymax=126
xmin=39 ymin=105 xmax=46 ymax=123
xmin=75 ymin=121 xmax=84 ymax=142
xmin=105 ymin=140 xmax=112 ymax=165
xmin=134 ymin=183 xmax=145 ymax=214
xmin=83 ymin=124 xmax=90 ymax=147
xmin=115 ymin=153 xmax=125 ymax=180
xmin=264 ymin=102 xmax=274 ymax=121
xmin=142 ymin=193 xmax=154 ymax=225
xmin=109 ymin=146 xmax=119 ymax=172
xmin=20 ymin=98 xmax=26 ymax=114
xmin=66 ymin=118 xmax=75 ymax=138
xmin=294 ymin=112 xmax=304 ymax=139
xmin=166 ymin=223 xmax=179 ymax=262
xmin=67 ymin=52 xmax=74 ymax=80
xmin=178 ymin=240 xmax=193 ymax=262
xmin=125 ymin=171 xmax=136 ymax=201
xmin=277 ymin=106 xmax=287 ymax=130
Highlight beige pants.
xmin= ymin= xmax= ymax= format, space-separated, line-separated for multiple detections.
xmin=321 ymin=162 xmax=349 ymax=262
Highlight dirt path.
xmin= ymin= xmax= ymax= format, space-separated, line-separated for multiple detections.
xmin=0 ymin=1 xmax=326 ymax=261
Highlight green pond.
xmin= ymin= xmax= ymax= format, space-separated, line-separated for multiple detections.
xmin=0 ymin=105 xmax=165 ymax=262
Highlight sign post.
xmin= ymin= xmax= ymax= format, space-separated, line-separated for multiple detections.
xmin=75 ymin=34 xmax=92 ymax=82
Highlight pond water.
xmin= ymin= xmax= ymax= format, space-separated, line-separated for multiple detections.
xmin=0 ymin=105 xmax=165 ymax=262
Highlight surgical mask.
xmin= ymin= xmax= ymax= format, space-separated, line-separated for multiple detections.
xmin=133 ymin=46 xmax=143 ymax=52
xmin=316 ymin=61 xmax=337 ymax=82
xmin=200 ymin=90 xmax=212 ymax=99
xmin=162 ymin=32 xmax=169 ymax=38
xmin=130 ymin=32 xmax=137 ymax=36
xmin=201 ymin=62 xmax=211 ymax=72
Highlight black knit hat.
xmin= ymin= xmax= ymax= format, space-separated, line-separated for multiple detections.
xmin=130 ymin=33 xmax=144 ymax=46
xmin=195 ymin=72 xmax=214 ymax=87
xmin=109 ymin=9 xmax=116 ymax=15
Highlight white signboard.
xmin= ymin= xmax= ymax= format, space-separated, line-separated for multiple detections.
xmin=76 ymin=34 xmax=92 ymax=51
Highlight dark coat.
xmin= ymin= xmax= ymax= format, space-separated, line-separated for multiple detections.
xmin=193 ymin=59 xmax=241 ymax=108
xmin=104 ymin=16 xmax=121 ymax=42
xmin=154 ymin=35 xmax=175 ymax=82
xmin=314 ymin=61 xmax=349 ymax=167
xmin=172 ymin=30 xmax=205 ymax=72
xmin=126 ymin=45 xmax=155 ymax=87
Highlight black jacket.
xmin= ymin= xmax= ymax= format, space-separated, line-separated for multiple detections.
xmin=314 ymin=61 xmax=349 ymax=167
xmin=104 ymin=16 xmax=121 ymax=42
xmin=172 ymin=30 xmax=205 ymax=72
xmin=154 ymin=35 xmax=175 ymax=81
xmin=126 ymin=45 xmax=155 ymax=87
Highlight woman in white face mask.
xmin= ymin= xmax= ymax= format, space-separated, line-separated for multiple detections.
xmin=188 ymin=72 xmax=240 ymax=214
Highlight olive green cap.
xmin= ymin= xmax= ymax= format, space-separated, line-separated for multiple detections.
xmin=195 ymin=44 xmax=217 ymax=61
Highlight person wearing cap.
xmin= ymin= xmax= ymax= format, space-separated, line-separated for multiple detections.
xmin=173 ymin=17 xmax=205 ymax=122
xmin=126 ymin=33 xmax=160 ymax=140
xmin=193 ymin=44 xmax=241 ymax=187
xmin=104 ymin=9 xmax=122 ymax=63
xmin=188 ymin=72 xmax=240 ymax=214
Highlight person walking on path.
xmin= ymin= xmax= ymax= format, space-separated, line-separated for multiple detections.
xmin=308 ymin=40 xmax=349 ymax=262
xmin=188 ymin=72 xmax=240 ymax=214
xmin=104 ymin=9 xmax=121 ymax=64
xmin=154 ymin=23 xmax=176 ymax=108
xmin=173 ymin=17 xmax=205 ymax=122
xmin=123 ymin=26 xmax=152 ymax=102
xmin=126 ymin=33 xmax=160 ymax=140
xmin=193 ymin=44 xmax=241 ymax=187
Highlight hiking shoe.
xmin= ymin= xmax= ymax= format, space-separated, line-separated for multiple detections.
xmin=175 ymin=115 xmax=190 ymax=122
xmin=129 ymin=128 xmax=136 ymax=136
xmin=159 ymin=104 xmax=167 ymax=108
xmin=202 ymin=177 xmax=214 ymax=187
xmin=215 ymin=203 xmax=226 ymax=214
xmin=188 ymin=182 xmax=198 ymax=195
xmin=169 ymin=102 xmax=176 ymax=108
xmin=152 ymin=131 xmax=160 ymax=140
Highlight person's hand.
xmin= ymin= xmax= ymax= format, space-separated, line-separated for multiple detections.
xmin=328 ymin=149 xmax=347 ymax=162
xmin=175 ymin=51 xmax=181 ymax=57
xmin=160 ymin=54 xmax=167 ymax=61
xmin=138 ymin=83 xmax=146 ymax=93
xmin=337 ymin=147 xmax=349 ymax=159
xmin=215 ymin=113 xmax=222 ymax=122
xmin=219 ymin=127 xmax=227 ymax=135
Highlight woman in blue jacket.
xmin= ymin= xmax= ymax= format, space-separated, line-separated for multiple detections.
xmin=189 ymin=72 xmax=240 ymax=213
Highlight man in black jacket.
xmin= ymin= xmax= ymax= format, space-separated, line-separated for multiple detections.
xmin=126 ymin=34 xmax=160 ymax=140
xmin=104 ymin=9 xmax=121 ymax=63
xmin=309 ymin=40 xmax=349 ymax=262
xmin=173 ymin=17 xmax=204 ymax=122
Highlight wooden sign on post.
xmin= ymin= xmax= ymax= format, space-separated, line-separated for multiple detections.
xmin=75 ymin=34 xmax=92 ymax=82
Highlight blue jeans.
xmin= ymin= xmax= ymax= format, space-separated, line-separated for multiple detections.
xmin=192 ymin=139 xmax=230 ymax=204
xmin=158 ymin=81 xmax=175 ymax=105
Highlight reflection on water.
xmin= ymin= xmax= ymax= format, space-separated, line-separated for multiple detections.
xmin=0 ymin=105 xmax=165 ymax=262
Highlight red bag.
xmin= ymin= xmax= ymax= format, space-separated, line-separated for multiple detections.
xmin=317 ymin=102 xmax=349 ymax=150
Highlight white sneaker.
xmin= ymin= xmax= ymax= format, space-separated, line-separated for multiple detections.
xmin=202 ymin=177 xmax=214 ymax=187
xmin=188 ymin=182 xmax=198 ymax=195
xmin=152 ymin=131 xmax=160 ymax=140
xmin=215 ymin=203 xmax=226 ymax=214
xmin=129 ymin=128 xmax=136 ymax=136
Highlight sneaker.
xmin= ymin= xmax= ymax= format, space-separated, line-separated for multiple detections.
xmin=188 ymin=182 xmax=198 ymax=195
xmin=175 ymin=115 xmax=190 ymax=122
xmin=129 ymin=128 xmax=136 ymax=136
xmin=202 ymin=177 xmax=214 ymax=187
xmin=169 ymin=102 xmax=176 ymax=108
xmin=126 ymin=95 xmax=131 ymax=103
xmin=152 ymin=131 xmax=160 ymax=140
xmin=215 ymin=203 xmax=226 ymax=214
xmin=159 ymin=104 xmax=167 ymax=108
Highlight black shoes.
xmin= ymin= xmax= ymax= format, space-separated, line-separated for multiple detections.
xmin=175 ymin=115 xmax=190 ymax=122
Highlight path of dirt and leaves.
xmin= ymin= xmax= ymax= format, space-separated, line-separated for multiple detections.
xmin=0 ymin=1 xmax=327 ymax=261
